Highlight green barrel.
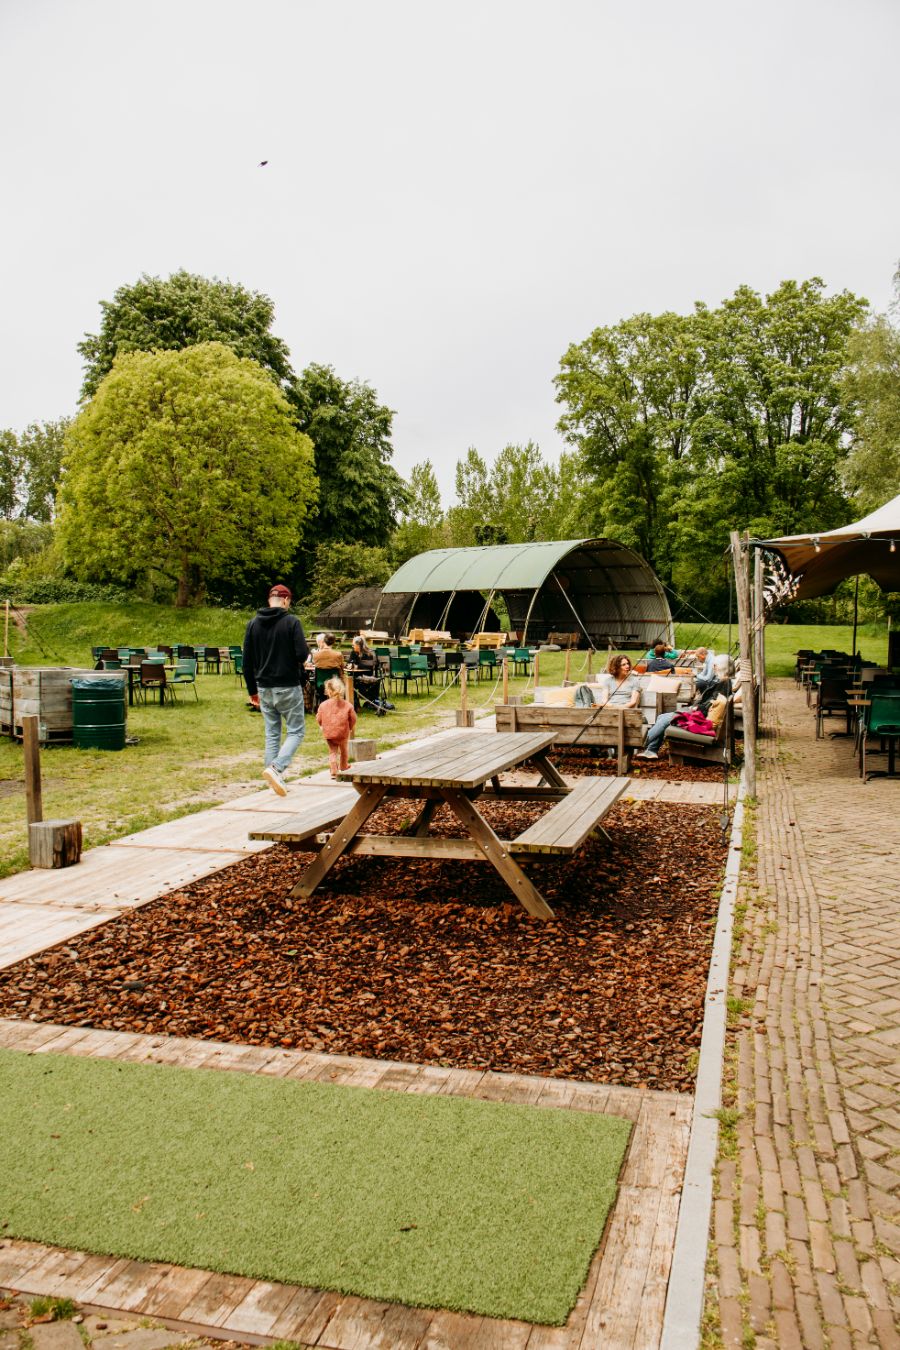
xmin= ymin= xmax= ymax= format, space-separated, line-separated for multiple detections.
xmin=71 ymin=675 xmax=127 ymax=751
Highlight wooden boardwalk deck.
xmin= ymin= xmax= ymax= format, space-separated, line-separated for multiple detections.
xmin=0 ymin=1017 xmax=693 ymax=1349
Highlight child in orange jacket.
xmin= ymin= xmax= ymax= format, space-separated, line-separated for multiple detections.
xmin=316 ymin=676 xmax=357 ymax=777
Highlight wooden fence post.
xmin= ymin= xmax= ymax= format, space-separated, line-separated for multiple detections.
xmin=730 ymin=530 xmax=757 ymax=797
xmin=502 ymin=656 xmax=509 ymax=704
xmin=456 ymin=660 xmax=474 ymax=727
xmin=23 ymin=714 xmax=42 ymax=825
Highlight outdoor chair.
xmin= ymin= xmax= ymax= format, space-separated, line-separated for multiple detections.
xmin=463 ymin=650 xmax=481 ymax=682
xmin=202 ymin=647 xmax=221 ymax=674
xmin=138 ymin=662 xmax=173 ymax=705
xmin=408 ymin=652 xmax=432 ymax=684
xmin=177 ymin=645 xmax=196 ymax=660
xmin=100 ymin=658 xmax=122 ymax=669
xmin=389 ymin=656 xmax=427 ymax=696
xmin=478 ymin=650 xmax=498 ymax=675
xmin=441 ymin=651 xmax=463 ymax=685
xmin=171 ymin=658 xmax=199 ymax=701
xmin=859 ymin=691 xmax=900 ymax=781
xmin=512 ymin=647 xmax=532 ymax=676
xmin=815 ymin=677 xmax=850 ymax=739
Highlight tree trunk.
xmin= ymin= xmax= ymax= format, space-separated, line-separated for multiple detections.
xmin=176 ymin=561 xmax=207 ymax=608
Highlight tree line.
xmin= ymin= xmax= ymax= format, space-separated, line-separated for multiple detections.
xmin=1 ymin=267 xmax=898 ymax=615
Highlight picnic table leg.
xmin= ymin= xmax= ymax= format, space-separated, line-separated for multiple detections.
xmin=408 ymin=798 xmax=439 ymax=837
xmin=527 ymin=751 xmax=568 ymax=791
xmin=289 ymin=784 xmax=388 ymax=899
xmin=440 ymin=789 xmax=555 ymax=921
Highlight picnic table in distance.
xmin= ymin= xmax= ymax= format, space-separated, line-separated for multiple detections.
xmin=251 ymin=732 xmax=629 ymax=920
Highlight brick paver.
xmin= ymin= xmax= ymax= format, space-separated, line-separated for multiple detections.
xmin=706 ymin=682 xmax=900 ymax=1346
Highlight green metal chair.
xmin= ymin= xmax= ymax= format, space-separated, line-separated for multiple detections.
xmin=408 ymin=652 xmax=432 ymax=684
xmin=389 ymin=656 xmax=427 ymax=696
xmin=860 ymin=691 xmax=900 ymax=781
xmin=171 ymin=658 xmax=199 ymax=702
xmin=512 ymin=647 xmax=532 ymax=676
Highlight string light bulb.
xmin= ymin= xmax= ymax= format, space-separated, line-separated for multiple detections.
xmin=813 ymin=537 xmax=821 ymax=552
xmin=891 ymin=540 xmax=897 ymax=553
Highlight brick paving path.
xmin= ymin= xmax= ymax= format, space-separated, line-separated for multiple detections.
xmin=707 ymin=682 xmax=900 ymax=1348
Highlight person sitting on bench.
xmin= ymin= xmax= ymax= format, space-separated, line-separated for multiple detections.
xmin=635 ymin=674 xmax=732 ymax=760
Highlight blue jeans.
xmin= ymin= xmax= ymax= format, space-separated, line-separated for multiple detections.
xmin=645 ymin=710 xmax=679 ymax=754
xmin=257 ymin=685 xmax=306 ymax=773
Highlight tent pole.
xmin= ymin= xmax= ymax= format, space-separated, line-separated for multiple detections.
xmin=403 ymin=592 xmax=420 ymax=638
xmin=522 ymin=587 xmax=541 ymax=647
xmin=851 ymin=575 xmax=860 ymax=657
xmin=437 ymin=591 xmax=456 ymax=632
xmin=754 ymin=548 xmax=766 ymax=701
xmin=730 ymin=530 xmax=756 ymax=798
xmin=553 ymin=573 xmax=596 ymax=651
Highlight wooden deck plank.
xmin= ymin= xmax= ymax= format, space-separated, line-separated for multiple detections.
xmin=132 ymin=1265 xmax=215 ymax=1320
xmin=223 ymin=1278 xmax=306 ymax=1336
xmin=112 ymin=810 xmax=275 ymax=854
xmin=0 ymin=846 xmax=246 ymax=908
xmin=178 ymin=1270 xmax=260 ymax=1326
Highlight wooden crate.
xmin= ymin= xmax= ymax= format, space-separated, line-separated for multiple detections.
xmin=0 ymin=666 xmax=121 ymax=742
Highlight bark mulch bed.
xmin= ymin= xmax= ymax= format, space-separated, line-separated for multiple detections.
xmin=0 ymin=799 xmax=729 ymax=1092
xmin=554 ymin=750 xmax=733 ymax=782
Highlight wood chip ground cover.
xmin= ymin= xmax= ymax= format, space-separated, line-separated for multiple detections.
xmin=0 ymin=800 xmax=727 ymax=1092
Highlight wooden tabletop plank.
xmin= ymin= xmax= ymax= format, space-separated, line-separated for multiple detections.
xmin=340 ymin=731 xmax=557 ymax=788
xmin=247 ymin=791 xmax=359 ymax=842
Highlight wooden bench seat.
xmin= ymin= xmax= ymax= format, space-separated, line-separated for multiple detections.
xmin=248 ymin=788 xmax=360 ymax=844
xmin=509 ymin=776 xmax=628 ymax=855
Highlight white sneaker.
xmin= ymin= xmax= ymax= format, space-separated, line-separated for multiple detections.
xmin=636 ymin=750 xmax=659 ymax=760
xmin=263 ymin=765 xmax=288 ymax=796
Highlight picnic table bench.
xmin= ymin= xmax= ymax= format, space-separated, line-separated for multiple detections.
xmin=249 ymin=732 xmax=629 ymax=920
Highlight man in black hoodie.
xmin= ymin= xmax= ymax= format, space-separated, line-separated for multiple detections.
xmin=243 ymin=583 xmax=310 ymax=795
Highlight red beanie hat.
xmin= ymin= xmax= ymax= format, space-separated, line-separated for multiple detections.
xmin=268 ymin=584 xmax=292 ymax=601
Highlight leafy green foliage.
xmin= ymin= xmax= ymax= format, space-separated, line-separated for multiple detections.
xmin=443 ymin=443 xmax=580 ymax=548
xmin=0 ymin=419 xmax=70 ymax=521
xmin=842 ymin=314 xmax=900 ymax=512
xmin=303 ymin=541 xmax=392 ymax=616
xmin=78 ymin=271 xmax=295 ymax=399
xmin=556 ymin=278 xmax=868 ymax=614
xmin=58 ymin=343 xmax=318 ymax=607
xmin=289 ymin=364 xmax=407 ymax=551
xmin=390 ymin=460 xmax=446 ymax=565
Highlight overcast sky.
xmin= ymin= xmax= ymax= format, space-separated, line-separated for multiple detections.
xmin=2 ymin=0 xmax=898 ymax=499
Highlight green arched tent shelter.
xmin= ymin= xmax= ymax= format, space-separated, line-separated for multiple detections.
xmin=375 ymin=538 xmax=674 ymax=648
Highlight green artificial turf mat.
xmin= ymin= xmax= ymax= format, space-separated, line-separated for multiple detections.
xmin=0 ymin=1047 xmax=631 ymax=1325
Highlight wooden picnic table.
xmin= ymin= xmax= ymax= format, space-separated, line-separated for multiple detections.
xmin=251 ymin=732 xmax=629 ymax=920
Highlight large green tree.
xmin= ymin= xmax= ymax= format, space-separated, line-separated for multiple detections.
xmin=78 ymin=271 xmax=295 ymax=399
xmin=556 ymin=279 xmax=867 ymax=611
xmin=390 ymin=460 xmax=446 ymax=565
xmin=0 ymin=430 xmax=19 ymax=519
xmin=842 ymin=315 xmax=900 ymax=512
xmin=288 ymin=363 xmax=407 ymax=548
xmin=59 ymin=343 xmax=317 ymax=606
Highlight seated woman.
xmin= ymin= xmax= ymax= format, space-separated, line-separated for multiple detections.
xmin=346 ymin=635 xmax=381 ymax=711
xmin=596 ymin=654 xmax=641 ymax=709
xmin=636 ymin=672 xmax=732 ymax=759
xmin=312 ymin=632 xmax=345 ymax=674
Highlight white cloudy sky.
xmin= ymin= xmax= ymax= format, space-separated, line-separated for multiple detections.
xmin=2 ymin=0 xmax=898 ymax=498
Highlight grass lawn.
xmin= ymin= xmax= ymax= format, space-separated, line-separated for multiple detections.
xmin=1 ymin=603 xmax=890 ymax=878
xmin=0 ymin=1046 xmax=631 ymax=1325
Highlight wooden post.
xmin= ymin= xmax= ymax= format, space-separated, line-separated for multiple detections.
xmin=730 ymin=530 xmax=757 ymax=797
xmin=348 ymin=737 xmax=376 ymax=762
xmin=564 ymin=649 xmax=571 ymax=683
xmin=345 ymin=672 xmax=355 ymax=724
xmin=534 ymin=651 xmax=540 ymax=689
xmin=456 ymin=660 xmax=474 ymax=727
xmin=502 ymin=655 xmax=509 ymax=704
xmin=3 ymin=599 xmax=8 ymax=658
xmin=587 ymin=648 xmax=593 ymax=676
xmin=23 ymin=714 xmax=42 ymax=825
xmin=752 ymin=548 xmax=766 ymax=702
xmin=616 ymin=707 xmax=626 ymax=776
